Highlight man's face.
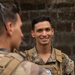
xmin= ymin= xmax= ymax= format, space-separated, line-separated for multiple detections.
xmin=11 ymin=14 xmax=23 ymax=50
xmin=31 ymin=21 xmax=54 ymax=45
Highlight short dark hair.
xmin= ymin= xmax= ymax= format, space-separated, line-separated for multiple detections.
xmin=32 ymin=15 xmax=53 ymax=30
xmin=0 ymin=2 xmax=20 ymax=34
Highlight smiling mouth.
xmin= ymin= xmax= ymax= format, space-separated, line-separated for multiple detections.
xmin=40 ymin=38 xmax=49 ymax=41
xmin=40 ymin=37 xmax=48 ymax=39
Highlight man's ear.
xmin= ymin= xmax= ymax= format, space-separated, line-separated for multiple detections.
xmin=6 ymin=22 xmax=13 ymax=35
xmin=31 ymin=30 xmax=35 ymax=38
xmin=51 ymin=28 xmax=54 ymax=36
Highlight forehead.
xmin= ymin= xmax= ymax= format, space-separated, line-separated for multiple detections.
xmin=34 ymin=21 xmax=52 ymax=29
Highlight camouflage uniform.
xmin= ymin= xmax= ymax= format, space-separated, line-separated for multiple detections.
xmin=0 ymin=49 xmax=48 ymax=75
xmin=25 ymin=47 xmax=74 ymax=75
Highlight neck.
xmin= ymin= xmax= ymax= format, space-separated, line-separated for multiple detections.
xmin=36 ymin=43 xmax=52 ymax=54
xmin=0 ymin=36 xmax=11 ymax=52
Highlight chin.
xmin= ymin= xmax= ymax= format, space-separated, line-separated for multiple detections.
xmin=41 ymin=43 xmax=49 ymax=45
xmin=41 ymin=41 xmax=49 ymax=44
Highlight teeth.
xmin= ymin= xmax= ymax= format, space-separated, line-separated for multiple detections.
xmin=40 ymin=37 xmax=48 ymax=39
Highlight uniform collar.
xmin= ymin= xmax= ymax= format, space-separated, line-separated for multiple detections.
xmin=31 ymin=46 xmax=56 ymax=64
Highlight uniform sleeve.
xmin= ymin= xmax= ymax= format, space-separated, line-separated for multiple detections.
xmin=62 ymin=53 xmax=74 ymax=75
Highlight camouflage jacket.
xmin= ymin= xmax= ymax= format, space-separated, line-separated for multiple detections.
xmin=0 ymin=50 xmax=48 ymax=75
xmin=24 ymin=47 xmax=74 ymax=75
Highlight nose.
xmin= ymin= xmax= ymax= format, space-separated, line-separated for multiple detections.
xmin=21 ymin=31 xmax=24 ymax=38
xmin=42 ymin=30 xmax=47 ymax=36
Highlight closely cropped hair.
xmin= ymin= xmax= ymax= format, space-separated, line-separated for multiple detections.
xmin=32 ymin=15 xmax=53 ymax=30
xmin=1 ymin=2 xmax=20 ymax=24
xmin=0 ymin=2 xmax=20 ymax=34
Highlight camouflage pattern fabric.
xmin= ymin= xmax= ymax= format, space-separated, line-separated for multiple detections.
xmin=25 ymin=47 xmax=74 ymax=75
xmin=62 ymin=53 xmax=74 ymax=75
xmin=12 ymin=61 xmax=48 ymax=75
xmin=0 ymin=51 xmax=48 ymax=75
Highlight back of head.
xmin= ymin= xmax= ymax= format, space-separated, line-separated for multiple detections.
xmin=0 ymin=2 xmax=20 ymax=35
xmin=32 ymin=15 xmax=52 ymax=30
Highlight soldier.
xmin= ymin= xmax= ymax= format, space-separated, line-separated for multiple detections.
xmin=0 ymin=2 xmax=49 ymax=75
xmin=25 ymin=15 xmax=74 ymax=75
